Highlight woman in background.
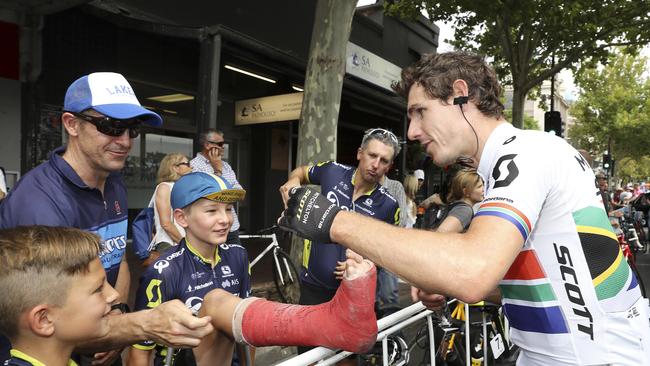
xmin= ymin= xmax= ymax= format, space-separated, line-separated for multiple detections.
xmin=145 ymin=153 xmax=193 ymax=266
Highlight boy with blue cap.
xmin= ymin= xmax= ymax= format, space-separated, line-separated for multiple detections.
xmin=129 ymin=173 xmax=380 ymax=365
xmin=129 ymin=172 xmax=251 ymax=366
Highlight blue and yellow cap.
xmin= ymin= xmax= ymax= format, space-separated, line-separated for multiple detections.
xmin=171 ymin=172 xmax=246 ymax=209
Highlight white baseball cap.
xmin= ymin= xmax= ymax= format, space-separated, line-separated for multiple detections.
xmin=64 ymin=72 xmax=162 ymax=126
xmin=414 ymin=169 xmax=425 ymax=180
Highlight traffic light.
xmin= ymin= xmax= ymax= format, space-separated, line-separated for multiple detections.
xmin=544 ymin=111 xmax=563 ymax=137
xmin=603 ymin=153 xmax=611 ymax=170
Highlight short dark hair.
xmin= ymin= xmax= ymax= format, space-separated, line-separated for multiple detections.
xmin=393 ymin=51 xmax=505 ymax=119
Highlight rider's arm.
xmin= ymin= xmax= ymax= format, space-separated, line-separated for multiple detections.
xmin=286 ymin=165 xmax=310 ymax=186
xmin=330 ymin=212 xmax=523 ymax=303
xmin=435 ymin=215 xmax=464 ymax=234
xmin=279 ymin=165 xmax=311 ymax=206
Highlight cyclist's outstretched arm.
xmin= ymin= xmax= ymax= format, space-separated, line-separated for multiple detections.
xmin=329 ymin=212 xmax=522 ymax=303
xmin=279 ymin=165 xmax=310 ymax=207
xmin=278 ymin=189 xmax=524 ymax=304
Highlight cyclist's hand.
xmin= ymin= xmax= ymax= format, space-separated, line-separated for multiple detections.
xmin=279 ymin=178 xmax=301 ymax=208
xmin=334 ymin=261 xmax=346 ymax=280
xmin=91 ymin=350 xmax=121 ymax=366
xmin=278 ymin=186 xmax=341 ymax=243
xmin=411 ymin=287 xmax=446 ymax=310
xmin=142 ymin=300 xmax=214 ymax=347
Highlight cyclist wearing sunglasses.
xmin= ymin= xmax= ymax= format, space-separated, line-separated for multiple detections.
xmin=0 ymin=72 xmax=213 ymax=364
xmin=279 ymin=128 xmax=401 ymax=355
xmin=279 ymin=52 xmax=650 ymax=366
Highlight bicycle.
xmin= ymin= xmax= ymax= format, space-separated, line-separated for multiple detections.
xmin=241 ymin=227 xmax=301 ymax=303
xmin=399 ymin=300 xmax=518 ymax=366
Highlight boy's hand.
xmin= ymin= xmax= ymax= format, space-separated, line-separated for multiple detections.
xmin=278 ymin=186 xmax=341 ymax=243
xmin=143 ymin=300 xmax=214 ymax=347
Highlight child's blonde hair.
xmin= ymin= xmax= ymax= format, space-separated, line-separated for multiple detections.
xmin=0 ymin=226 xmax=100 ymax=339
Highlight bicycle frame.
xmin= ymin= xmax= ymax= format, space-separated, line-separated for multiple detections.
xmin=241 ymin=234 xmax=296 ymax=287
xmin=243 ymin=234 xmax=279 ymax=268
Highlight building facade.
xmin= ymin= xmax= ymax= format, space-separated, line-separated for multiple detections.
xmin=0 ymin=0 xmax=439 ymax=232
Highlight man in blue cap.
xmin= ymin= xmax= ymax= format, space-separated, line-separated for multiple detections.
xmin=0 ymin=72 xmax=213 ymax=364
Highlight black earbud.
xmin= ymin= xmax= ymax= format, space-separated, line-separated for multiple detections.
xmin=453 ymin=96 xmax=469 ymax=105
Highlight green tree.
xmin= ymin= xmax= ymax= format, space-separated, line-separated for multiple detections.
xmin=504 ymin=109 xmax=539 ymax=130
xmin=568 ymin=51 xmax=650 ymax=162
xmin=616 ymin=156 xmax=650 ymax=183
xmin=385 ymin=0 xmax=650 ymax=128
xmin=290 ymin=0 xmax=357 ymax=283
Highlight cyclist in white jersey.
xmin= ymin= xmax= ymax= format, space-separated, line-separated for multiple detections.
xmin=278 ymin=51 xmax=650 ymax=365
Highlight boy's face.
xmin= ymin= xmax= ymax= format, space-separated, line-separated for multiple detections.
xmin=178 ymin=198 xmax=234 ymax=245
xmin=52 ymin=258 xmax=116 ymax=342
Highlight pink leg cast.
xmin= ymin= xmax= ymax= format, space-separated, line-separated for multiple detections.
xmin=235 ymin=262 xmax=377 ymax=353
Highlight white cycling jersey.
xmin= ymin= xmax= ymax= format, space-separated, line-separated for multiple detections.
xmin=476 ymin=123 xmax=650 ymax=365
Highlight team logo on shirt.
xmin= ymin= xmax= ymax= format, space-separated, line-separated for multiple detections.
xmin=364 ymin=198 xmax=373 ymax=206
xmin=221 ymin=278 xmax=240 ymax=288
xmin=492 ymin=154 xmax=519 ymax=189
xmin=221 ymin=265 xmax=233 ymax=277
xmin=154 ymin=260 xmax=169 ymax=273
xmin=114 ymin=201 xmax=122 ymax=215
xmin=191 ymin=271 xmax=205 ymax=280
xmin=185 ymin=296 xmax=203 ymax=314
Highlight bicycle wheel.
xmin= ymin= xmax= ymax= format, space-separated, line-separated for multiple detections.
xmin=272 ymin=248 xmax=301 ymax=303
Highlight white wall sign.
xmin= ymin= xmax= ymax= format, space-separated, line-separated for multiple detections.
xmin=235 ymin=92 xmax=303 ymax=125
xmin=346 ymin=42 xmax=402 ymax=92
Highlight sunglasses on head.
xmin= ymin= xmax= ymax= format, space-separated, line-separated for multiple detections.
xmin=363 ymin=128 xmax=399 ymax=145
xmin=69 ymin=112 xmax=142 ymax=138
xmin=207 ymin=140 xmax=225 ymax=147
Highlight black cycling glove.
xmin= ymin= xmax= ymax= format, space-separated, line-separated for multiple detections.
xmin=278 ymin=186 xmax=341 ymax=243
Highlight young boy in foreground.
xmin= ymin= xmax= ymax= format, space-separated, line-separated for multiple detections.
xmin=0 ymin=226 xmax=118 ymax=366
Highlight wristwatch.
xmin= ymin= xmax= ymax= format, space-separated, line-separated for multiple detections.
xmin=110 ymin=302 xmax=131 ymax=314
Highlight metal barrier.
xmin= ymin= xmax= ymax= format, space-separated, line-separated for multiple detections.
xmin=275 ymin=300 xmax=495 ymax=366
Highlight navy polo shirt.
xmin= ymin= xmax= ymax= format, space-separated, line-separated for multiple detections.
xmin=0 ymin=146 xmax=128 ymax=286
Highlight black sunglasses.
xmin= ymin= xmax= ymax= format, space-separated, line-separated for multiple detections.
xmin=69 ymin=112 xmax=142 ymax=138
xmin=207 ymin=140 xmax=225 ymax=147
xmin=176 ymin=161 xmax=191 ymax=167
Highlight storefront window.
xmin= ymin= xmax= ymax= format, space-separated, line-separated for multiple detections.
xmin=124 ymin=134 xmax=193 ymax=188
